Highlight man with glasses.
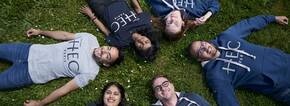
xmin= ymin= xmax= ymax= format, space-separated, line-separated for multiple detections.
xmin=188 ymin=15 xmax=289 ymax=106
xmin=151 ymin=74 xmax=210 ymax=106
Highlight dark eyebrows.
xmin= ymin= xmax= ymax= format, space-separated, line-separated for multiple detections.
xmin=107 ymin=47 xmax=112 ymax=60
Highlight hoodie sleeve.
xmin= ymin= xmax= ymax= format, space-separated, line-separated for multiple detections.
xmin=189 ymin=93 xmax=210 ymax=106
xmin=147 ymin=0 xmax=173 ymax=17
xmin=207 ymin=78 xmax=240 ymax=106
xmin=207 ymin=0 xmax=220 ymax=14
xmin=220 ymin=15 xmax=276 ymax=39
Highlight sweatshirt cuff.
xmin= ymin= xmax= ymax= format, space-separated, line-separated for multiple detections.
xmin=268 ymin=15 xmax=276 ymax=22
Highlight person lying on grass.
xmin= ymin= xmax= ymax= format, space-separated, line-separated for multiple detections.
xmin=147 ymin=0 xmax=220 ymax=41
xmin=151 ymin=74 xmax=210 ymax=106
xmin=0 ymin=28 xmax=124 ymax=106
xmin=80 ymin=0 xmax=159 ymax=61
xmin=188 ymin=15 xmax=289 ymax=106
xmin=87 ymin=82 xmax=126 ymax=106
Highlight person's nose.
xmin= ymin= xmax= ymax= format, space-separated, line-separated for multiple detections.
xmin=101 ymin=49 xmax=108 ymax=54
xmin=109 ymin=94 xmax=114 ymax=98
xmin=160 ymin=86 xmax=166 ymax=91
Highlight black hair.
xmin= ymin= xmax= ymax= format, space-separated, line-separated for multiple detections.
xmin=133 ymin=28 xmax=160 ymax=62
xmin=100 ymin=82 xmax=126 ymax=106
xmin=109 ymin=48 xmax=124 ymax=66
xmin=187 ymin=41 xmax=198 ymax=59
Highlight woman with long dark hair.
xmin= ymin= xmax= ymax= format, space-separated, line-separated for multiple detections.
xmin=147 ymin=0 xmax=220 ymax=40
xmin=87 ymin=82 xmax=126 ymax=106
xmin=81 ymin=0 xmax=159 ymax=61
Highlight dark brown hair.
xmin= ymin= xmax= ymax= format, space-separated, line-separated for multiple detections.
xmin=163 ymin=19 xmax=196 ymax=41
xmin=151 ymin=74 xmax=171 ymax=88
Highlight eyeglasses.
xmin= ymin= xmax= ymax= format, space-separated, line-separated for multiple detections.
xmin=196 ymin=41 xmax=207 ymax=59
xmin=153 ymin=81 xmax=170 ymax=92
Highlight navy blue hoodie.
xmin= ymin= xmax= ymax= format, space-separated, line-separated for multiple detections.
xmin=147 ymin=0 xmax=220 ymax=19
xmin=102 ymin=0 xmax=152 ymax=49
xmin=152 ymin=92 xmax=210 ymax=106
xmin=202 ymin=15 xmax=290 ymax=106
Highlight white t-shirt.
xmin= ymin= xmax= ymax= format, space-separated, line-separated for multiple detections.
xmin=28 ymin=33 xmax=100 ymax=88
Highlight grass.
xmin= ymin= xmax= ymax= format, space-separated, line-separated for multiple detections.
xmin=0 ymin=0 xmax=289 ymax=105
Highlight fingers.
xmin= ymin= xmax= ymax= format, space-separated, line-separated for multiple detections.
xmin=80 ymin=5 xmax=90 ymax=13
xmin=26 ymin=28 xmax=40 ymax=37
xmin=194 ymin=18 xmax=205 ymax=25
xmin=282 ymin=17 xmax=288 ymax=25
xmin=276 ymin=16 xmax=289 ymax=25
xmin=26 ymin=28 xmax=34 ymax=37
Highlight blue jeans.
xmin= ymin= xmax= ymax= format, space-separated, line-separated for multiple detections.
xmin=0 ymin=43 xmax=33 ymax=90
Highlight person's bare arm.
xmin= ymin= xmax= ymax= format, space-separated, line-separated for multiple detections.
xmin=26 ymin=28 xmax=75 ymax=41
xmin=24 ymin=79 xmax=79 ymax=106
xmin=80 ymin=6 xmax=110 ymax=36
xmin=131 ymin=0 xmax=143 ymax=13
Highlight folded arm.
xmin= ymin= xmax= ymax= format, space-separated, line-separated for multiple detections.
xmin=131 ymin=0 xmax=143 ymax=14
xmin=208 ymin=0 xmax=220 ymax=15
xmin=80 ymin=6 xmax=110 ymax=36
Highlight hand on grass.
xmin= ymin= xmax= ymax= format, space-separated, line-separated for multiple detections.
xmin=80 ymin=6 xmax=95 ymax=20
xmin=23 ymin=100 xmax=42 ymax=106
xmin=275 ymin=16 xmax=288 ymax=25
xmin=26 ymin=28 xmax=41 ymax=37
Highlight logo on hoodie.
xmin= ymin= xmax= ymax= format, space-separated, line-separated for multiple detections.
xmin=111 ymin=11 xmax=139 ymax=32
xmin=176 ymin=0 xmax=196 ymax=8
xmin=217 ymin=41 xmax=256 ymax=74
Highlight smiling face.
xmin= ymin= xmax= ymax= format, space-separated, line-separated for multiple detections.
xmin=164 ymin=10 xmax=184 ymax=35
xmin=190 ymin=41 xmax=219 ymax=61
xmin=93 ymin=46 xmax=119 ymax=67
xmin=103 ymin=85 xmax=121 ymax=106
xmin=152 ymin=77 xmax=175 ymax=100
xmin=132 ymin=33 xmax=152 ymax=51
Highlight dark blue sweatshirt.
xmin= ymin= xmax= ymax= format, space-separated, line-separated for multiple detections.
xmin=152 ymin=92 xmax=210 ymax=106
xmin=147 ymin=0 xmax=220 ymax=18
xmin=202 ymin=15 xmax=290 ymax=106
xmin=102 ymin=0 xmax=152 ymax=49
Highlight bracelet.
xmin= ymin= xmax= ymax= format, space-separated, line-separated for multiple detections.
xmin=91 ymin=16 xmax=97 ymax=21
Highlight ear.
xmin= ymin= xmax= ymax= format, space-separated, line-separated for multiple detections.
xmin=182 ymin=20 xmax=185 ymax=27
xmin=197 ymin=58 xmax=203 ymax=61
xmin=103 ymin=63 xmax=111 ymax=67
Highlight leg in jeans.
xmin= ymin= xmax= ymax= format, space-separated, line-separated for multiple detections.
xmin=0 ymin=43 xmax=33 ymax=90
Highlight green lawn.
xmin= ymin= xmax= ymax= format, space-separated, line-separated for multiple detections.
xmin=0 ymin=0 xmax=289 ymax=105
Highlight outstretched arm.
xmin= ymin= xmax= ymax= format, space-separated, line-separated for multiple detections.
xmin=221 ymin=15 xmax=288 ymax=39
xmin=26 ymin=28 xmax=75 ymax=41
xmin=24 ymin=79 xmax=79 ymax=106
xmin=131 ymin=0 xmax=143 ymax=14
xmin=80 ymin=6 xmax=110 ymax=36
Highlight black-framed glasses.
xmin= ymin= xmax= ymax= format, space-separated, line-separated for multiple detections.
xmin=196 ymin=41 xmax=207 ymax=59
xmin=153 ymin=81 xmax=170 ymax=91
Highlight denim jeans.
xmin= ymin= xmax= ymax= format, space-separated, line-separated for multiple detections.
xmin=0 ymin=43 xmax=33 ymax=90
